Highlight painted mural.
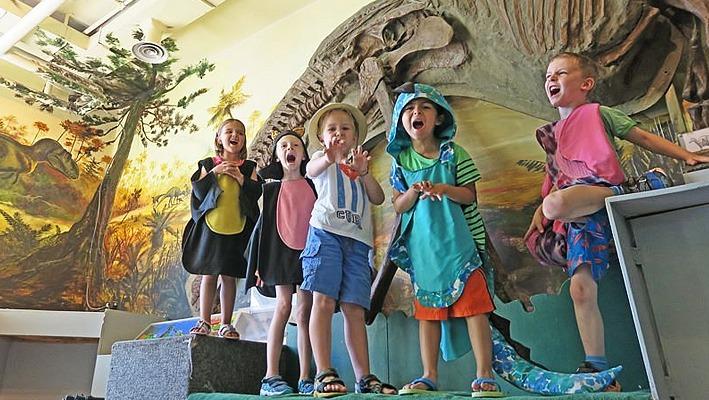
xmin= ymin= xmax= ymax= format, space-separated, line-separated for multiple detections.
xmin=0 ymin=0 xmax=372 ymax=318
xmin=0 ymin=31 xmax=213 ymax=318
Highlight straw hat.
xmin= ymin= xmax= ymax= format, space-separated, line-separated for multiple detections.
xmin=306 ymin=102 xmax=368 ymax=147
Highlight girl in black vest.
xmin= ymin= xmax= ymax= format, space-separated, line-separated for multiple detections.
xmin=182 ymin=118 xmax=262 ymax=339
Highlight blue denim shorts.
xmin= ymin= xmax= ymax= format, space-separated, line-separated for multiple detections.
xmin=566 ymin=209 xmax=612 ymax=281
xmin=300 ymin=226 xmax=372 ymax=309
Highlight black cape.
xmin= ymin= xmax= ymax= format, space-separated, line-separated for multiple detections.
xmin=182 ymin=157 xmax=261 ymax=277
xmin=245 ymin=179 xmax=316 ymax=297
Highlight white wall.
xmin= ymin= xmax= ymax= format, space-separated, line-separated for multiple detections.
xmin=0 ymin=339 xmax=98 ymax=400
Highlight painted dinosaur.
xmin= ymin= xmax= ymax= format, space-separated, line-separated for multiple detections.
xmin=152 ymin=186 xmax=189 ymax=207
xmin=245 ymin=0 xmax=709 ymax=394
xmin=0 ymin=136 xmax=78 ymax=185
xmin=688 ymin=134 xmax=709 ymax=149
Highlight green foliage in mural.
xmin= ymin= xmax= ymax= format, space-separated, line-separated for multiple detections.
xmin=0 ymin=29 xmax=213 ymax=312
xmin=208 ymin=76 xmax=250 ymax=128
xmin=516 ymin=159 xmax=546 ymax=174
xmin=0 ymin=209 xmax=58 ymax=263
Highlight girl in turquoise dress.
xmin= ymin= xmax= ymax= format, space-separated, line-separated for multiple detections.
xmin=387 ymin=83 xmax=502 ymax=398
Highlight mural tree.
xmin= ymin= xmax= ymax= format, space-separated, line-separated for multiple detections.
xmin=0 ymin=30 xmax=214 ymax=309
xmin=31 ymin=121 xmax=49 ymax=143
xmin=207 ymin=75 xmax=249 ymax=128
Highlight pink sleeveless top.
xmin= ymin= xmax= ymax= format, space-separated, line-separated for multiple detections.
xmin=554 ymin=103 xmax=625 ymax=185
xmin=276 ymin=179 xmax=316 ymax=250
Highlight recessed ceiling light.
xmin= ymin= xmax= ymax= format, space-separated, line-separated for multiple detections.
xmin=131 ymin=41 xmax=167 ymax=64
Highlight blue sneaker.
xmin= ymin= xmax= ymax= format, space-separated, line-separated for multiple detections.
xmin=260 ymin=375 xmax=294 ymax=396
xmin=618 ymin=168 xmax=672 ymax=194
xmin=298 ymin=378 xmax=314 ymax=395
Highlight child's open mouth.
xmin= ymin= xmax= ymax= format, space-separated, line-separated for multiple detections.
xmin=286 ymin=154 xmax=296 ymax=163
xmin=229 ymin=139 xmax=239 ymax=145
xmin=548 ymin=87 xmax=561 ymax=97
xmin=412 ymin=120 xmax=424 ymax=129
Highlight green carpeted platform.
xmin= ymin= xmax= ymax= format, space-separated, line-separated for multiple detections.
xmin=188 ymin=391 xmax=651 ymax=399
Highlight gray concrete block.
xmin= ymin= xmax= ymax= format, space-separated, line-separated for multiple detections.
xmin=106 ymin=335 xmax=267 ymax=400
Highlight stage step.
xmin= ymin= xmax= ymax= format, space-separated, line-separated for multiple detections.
xmin=187 ymin=391 xmax=652 ymax=399
xmin=106 ymin=335 xmax=273 ymax=400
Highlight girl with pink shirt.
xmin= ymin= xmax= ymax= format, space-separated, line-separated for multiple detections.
xmin=245 ymin=130 xmax=316 ymax=396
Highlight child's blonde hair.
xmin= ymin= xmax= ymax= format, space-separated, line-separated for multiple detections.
xmin=214 ymin=118 xmax=247 ymax=159
xmin=316 ymin=108 xmax=360 ymax=143
xmin=549 ymin=52 xmax=600 ymax=82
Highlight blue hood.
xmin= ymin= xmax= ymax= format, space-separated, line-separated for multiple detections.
xmin=385 ymin=83 xmax=457 ymax=159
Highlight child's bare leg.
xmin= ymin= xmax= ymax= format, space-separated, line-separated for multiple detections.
xmin=266 ymin=285 xmax=294 ymax=377
xmin=199 ymin=275 xmax=218 ymax=322
xmin=310 ymin=293 xmax=344 ymax=392
xmin=219 ymin=275 xmax=236 ymax=325
xmin=310 ymin=292 xmax=335 ymax=370
xmin=403 ymin=320 xmax=441 ymax=389
xmin=296 ymin=288 xmax=313 ymax=380
xmin=543 ymin=185 xmax=614 ymax=221
xmin=465 ymin=314 xmax=494 ymax=379
xmin=340 ymin=302 xmax=369 ymax=380
xmin=570 ymin=265 xmax=605 ymax=357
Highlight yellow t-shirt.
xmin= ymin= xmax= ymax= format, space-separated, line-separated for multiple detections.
xmin=205 ymin=174 xmax=245 ymax=235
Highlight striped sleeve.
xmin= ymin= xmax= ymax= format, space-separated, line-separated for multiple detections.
xmin=454 ymin=144 xmax=481 ymax=186
xmin=454 ymin=144 xmax=486 ymax=251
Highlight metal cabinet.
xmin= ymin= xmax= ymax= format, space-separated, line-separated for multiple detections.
xmin=606 ymin=182 xmax=709 ymax=400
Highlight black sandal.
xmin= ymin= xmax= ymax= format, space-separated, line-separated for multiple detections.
xmin=313 ymin=368 xmax=347 ymax=398
xmin=355 ymin=374 xmax=397 ymax=395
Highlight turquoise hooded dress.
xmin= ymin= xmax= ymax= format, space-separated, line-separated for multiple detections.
xmin=386 ymin=83 xmax=488 ymax=361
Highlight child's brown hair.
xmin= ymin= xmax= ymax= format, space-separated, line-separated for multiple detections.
xmin=214 ymin=118 xmax=247 ymax=159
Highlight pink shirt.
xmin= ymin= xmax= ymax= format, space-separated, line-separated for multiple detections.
xmin=276 ymin=179 xmax=316 ymax=250
xmin=554 ymin=103 xmax=625 ymax=185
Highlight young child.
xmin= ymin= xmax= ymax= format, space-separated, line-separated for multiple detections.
xmin=386 ymin=83 xmax=503 ymax=398
xmin=244 ymin=130 xmax=316 ymax=396
xmin=524 ymin=52 xmax=709 ymax=389
xmin=301 ymin=103 xmax=396 ymax=396
xmin=182 ymin=118 xmax=262 ymax=339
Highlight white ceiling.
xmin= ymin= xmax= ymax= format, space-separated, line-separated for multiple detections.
xmin=0 ymin=0 xmax=317 ymax=105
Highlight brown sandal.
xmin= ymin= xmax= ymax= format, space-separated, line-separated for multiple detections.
xmin=189 ymin=319 xmax=211 ymax=335
xmin=217 ymin=323 xmax=240 ymax=340
xmin=313 ymin=368 xmax=347 ymax=398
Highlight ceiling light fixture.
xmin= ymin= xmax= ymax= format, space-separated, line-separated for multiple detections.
xmin=131 ymin=40 xmax=167 ymax=64
xmin=130 ymin=18 xmax=168 ymax=64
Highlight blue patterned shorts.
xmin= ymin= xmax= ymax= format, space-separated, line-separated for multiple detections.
xmin=565 ymin=209 xmax=613 ymax=281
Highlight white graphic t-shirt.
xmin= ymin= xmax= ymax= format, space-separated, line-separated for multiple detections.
xmin=307 ymin=151 xmax=373 ymax=247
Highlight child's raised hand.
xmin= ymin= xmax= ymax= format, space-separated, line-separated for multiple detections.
xmin=685 ymin=151 xmax=709 ymax=166
xmin=421 ymin=183 xmax=447 ymax=201
xmin=349 ymin=146 xmax=371 ymax=176
xmin=214 ymin=161 xmax=244 ymax=183
xmin=428 ymin=183 xmax=448 ymax=200
xmin=411 ymin=180 xmax=431 ymax=194
xmin=413 ymin=180 xmax=446 ymax=201
xmin=324 ymin=135 xmax=346 ymax=164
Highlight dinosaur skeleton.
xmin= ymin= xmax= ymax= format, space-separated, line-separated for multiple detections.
xmin=249 ymin=0 xmax=709 ymax=166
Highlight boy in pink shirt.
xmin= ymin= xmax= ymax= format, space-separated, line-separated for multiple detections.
xmin=525 ymin=52 xmax=709 ymax=390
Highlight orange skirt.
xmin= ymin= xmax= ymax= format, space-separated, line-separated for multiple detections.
xmin=414 ymin=268 xmax=495 ymax=321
